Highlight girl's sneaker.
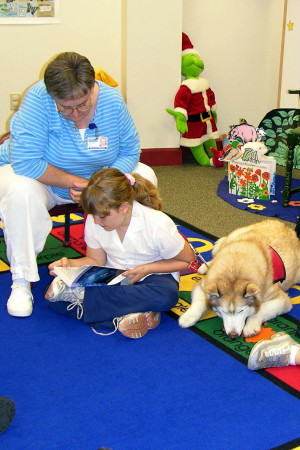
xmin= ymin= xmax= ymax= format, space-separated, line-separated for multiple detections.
xmin=44 ymin=278 xmax=85 ymax=319
xmin=118 ymin=313 xmax=148 ymax=338
xmin=45 ymin=278 xmax=84 ymax=303
xmin=117 ymin=312 xmax=161 ymax=339
xmin=144 ymin=311 xmax=161 ymax=329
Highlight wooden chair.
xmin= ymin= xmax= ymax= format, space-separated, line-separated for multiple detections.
xmin=281 ymin=126 xmax=300 ymax=207
xmin=0 ymin=131 xmax=83 ymax=246
xmin=258 ymin=106 xmax=300 ymax=207
xmin=295 ymin=215 xmax=300 ymax=239
xmin=49 ymin=203 xmax=84 ymax=247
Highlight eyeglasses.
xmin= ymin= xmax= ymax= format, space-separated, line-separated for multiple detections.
xmin=56 ymin=102 xmax=92 ymax=116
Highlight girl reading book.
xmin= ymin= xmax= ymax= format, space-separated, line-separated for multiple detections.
xmin=45 ymin=168 xmax=196 ymax=338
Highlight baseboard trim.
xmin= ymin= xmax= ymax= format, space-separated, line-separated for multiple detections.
xmin=140 ymin=147 xmax=182 ymax=166
xmin=140 ymin=140 xmax=223 ymax=167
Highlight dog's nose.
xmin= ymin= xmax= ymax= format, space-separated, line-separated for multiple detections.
xmin=228 ymin=332 xmax=239 ymax=339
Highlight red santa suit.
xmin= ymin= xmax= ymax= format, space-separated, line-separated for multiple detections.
xmin=174 ymin=77 xmax=220 ymax=148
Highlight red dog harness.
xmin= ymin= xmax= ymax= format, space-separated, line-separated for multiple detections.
xmin=269 ymin=246 xmax=286 ymax=283
xmin=187 ymin=243 xmax=286 ymax=284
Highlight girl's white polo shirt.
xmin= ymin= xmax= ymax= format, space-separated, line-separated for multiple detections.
xmin=84 ymin=201 xmax=185 ymax=280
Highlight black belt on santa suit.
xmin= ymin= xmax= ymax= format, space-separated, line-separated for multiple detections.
xmin=188 ymin=111 xmax=212 ymax=122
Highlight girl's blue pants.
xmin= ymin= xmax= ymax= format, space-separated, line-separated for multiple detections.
xmin=45 ymin=274 xmax=179 ymax=330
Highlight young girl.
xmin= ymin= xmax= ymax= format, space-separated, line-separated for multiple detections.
xmin=45 ymin=168 xmax=196 ymax=338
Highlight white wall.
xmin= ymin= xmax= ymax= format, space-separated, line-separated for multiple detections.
xmin=125 ymin=0 xmax=183 ymax=149
xmin=280 ymin=0 xmax=300 ymax=108
xmin=0 ymin=0 xmax=122 ymax=133
xmin=183 ymin=0 xmax=285 ymax=135
xmin=0 ymin=0 xmax=286 ymax=148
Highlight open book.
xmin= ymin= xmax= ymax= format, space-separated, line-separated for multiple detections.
xmin=52 ymin=265 xmax=127 ymax=287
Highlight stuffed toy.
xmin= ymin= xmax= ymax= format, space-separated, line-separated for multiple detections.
xmin=167 ymin=33 xmax=224 ymax=167
xmin=94 ymin=67 xmax=118 ymax=87
xmin=220 ymin=119 xmax=266 ymax=162
xmin=228 ymin=119 xmax=265 ymax=143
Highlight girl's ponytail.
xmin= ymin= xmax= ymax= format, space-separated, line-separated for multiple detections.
xmin=131 ymin=173 xmax=162 ymax=210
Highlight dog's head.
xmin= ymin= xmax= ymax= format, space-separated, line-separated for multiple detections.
xmin=204 ymin=279 xmax=260 ymax=338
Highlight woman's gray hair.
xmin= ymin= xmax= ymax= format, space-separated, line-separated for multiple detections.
xmin=44 ymin=52 xmax=95 ymax=100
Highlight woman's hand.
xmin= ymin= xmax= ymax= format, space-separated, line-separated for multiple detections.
xmin=48 ymin=257 xmax=70 ymax=276
xmin=69 ymin=180 xmax=89 ymax=203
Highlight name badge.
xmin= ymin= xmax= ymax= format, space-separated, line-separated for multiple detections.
xmin=87 ymin=136 xmax=108 ymax=150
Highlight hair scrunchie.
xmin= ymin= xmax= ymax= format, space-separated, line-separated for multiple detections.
xmin=124 ymin=173 xmax=135 ymax=186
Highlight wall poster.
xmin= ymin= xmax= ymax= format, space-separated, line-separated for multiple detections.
xmin=0 ymin=1 xmax=59 ymax=24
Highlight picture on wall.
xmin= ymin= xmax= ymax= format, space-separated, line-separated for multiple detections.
xmin=0 ymin=1 xmax=59 ymax=24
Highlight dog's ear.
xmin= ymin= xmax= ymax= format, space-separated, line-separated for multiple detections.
xmin=243 ymin=282 xmax=260 ymax=305
xmin=204 ymin=282 xmax=220 ymax=305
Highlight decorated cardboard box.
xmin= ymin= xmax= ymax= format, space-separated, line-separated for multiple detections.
xmin=228 ymin=147 xmax=276 ymax=201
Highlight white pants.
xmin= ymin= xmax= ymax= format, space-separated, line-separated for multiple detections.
xmin=0 ymin=162 xmax=157 ymax=282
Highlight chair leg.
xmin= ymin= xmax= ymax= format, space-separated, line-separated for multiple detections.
xmin=296 ymin=321 xmax=300 ymax=339
xmin=295 ymin=214 xmax=300 ymax=240
xmin=282 ymin=133 xmax=295 ymax=207
xmin=63 ymin=213 xmax=71 ymax=247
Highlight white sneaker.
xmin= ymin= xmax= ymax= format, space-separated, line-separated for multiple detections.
xmin=45 ymin=278 xmax=85 ymax=319
xmin=247 ymin=332 xmax=300 ymax=370
xmin=7 ymin=284 xmax=33 ymax=317
xmin=45 ymin=278 xmax=84 ymax=302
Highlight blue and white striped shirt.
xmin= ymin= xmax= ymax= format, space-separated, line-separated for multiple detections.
xmin=0 ymin=80 xmax=140 ymax=199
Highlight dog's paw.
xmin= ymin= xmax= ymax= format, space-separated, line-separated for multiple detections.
xmin=198 ymin=263 xmax=209 ymax=274
xmin=178 ymin=311 xmax=198 ymax=328
xmin=243 ymin=318 xmax=261 ymax=337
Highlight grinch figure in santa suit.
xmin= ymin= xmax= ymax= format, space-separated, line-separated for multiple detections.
xmin=167 ymin=33 xmax=224 ymax=167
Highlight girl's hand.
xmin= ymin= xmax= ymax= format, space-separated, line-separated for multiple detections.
xmin=123 ymin=265 xmax=150 ymax=284
xmin=48 ymin=257 xmax=70 ymax=276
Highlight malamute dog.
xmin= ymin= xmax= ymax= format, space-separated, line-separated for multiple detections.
xmin=179 ymin=220 xmax=300 ymax=338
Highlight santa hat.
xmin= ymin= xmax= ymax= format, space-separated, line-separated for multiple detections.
xmin=182 ymin=32 xmax=200 ymax=56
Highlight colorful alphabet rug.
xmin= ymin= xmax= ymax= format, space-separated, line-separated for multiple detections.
xmin=1 ymin=212 xmax=299 ymax=398
xmin=0 ymin=212 xmax=299 ymax=449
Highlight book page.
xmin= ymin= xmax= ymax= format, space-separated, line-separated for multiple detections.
xmin=53 ymin=266 xmax=124 ymax=287
xmin=52 ymin=266 xmax=89 ymax=287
